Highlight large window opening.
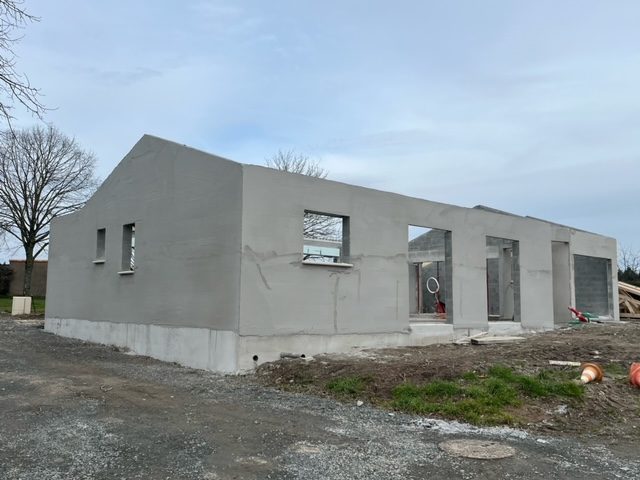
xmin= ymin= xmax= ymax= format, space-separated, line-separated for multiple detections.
xmin=408 ymin=226 xmax=452 ymax=322
xmin=574 ymin=254 xmax=612 ymax=317
xmin=302 ymin=211 xmax=350 ymax=264
xmin=486 ymin=236 xmax=520 ymax=321
xmin=121 ymin=223 xmax=135 ymax=272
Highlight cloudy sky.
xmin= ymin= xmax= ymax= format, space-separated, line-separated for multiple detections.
xmin=11 ymin=0 xmax=640 ymax=251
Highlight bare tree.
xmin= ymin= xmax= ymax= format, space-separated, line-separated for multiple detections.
xmin=265 ymin=149 xmax=328 ymax=178
xmin=618 ymin=245 xmax=640 ymax=286
xmin=0 ymin=125 xmax=97 ymax=295
xmin=619 ymin=245 xmax=640 ymax=273
xmin=265 ymin=149 xmax=340 ymax=240
xmin=0 ymin=1 xmax=45 ymax=127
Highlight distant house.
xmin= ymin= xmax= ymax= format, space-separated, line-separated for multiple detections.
xmin=45 ymin=135 xmax=619 ymax=373
xmin=9 ymin=260 xmax=48 ymax=297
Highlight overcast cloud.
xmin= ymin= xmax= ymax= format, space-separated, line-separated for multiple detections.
xmin=10 ymin=0 xmax=640 ymax=253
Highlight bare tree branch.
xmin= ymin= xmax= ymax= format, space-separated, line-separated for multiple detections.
xmin=619 ymin=245 xmax=640 ymax=273
xmin=266 ymin=149 xmax=328 ymax=178
xmin=0 ymin=125 xmax=97 ymax=294
xmin=0 ymin=1 xmax=46 ymax=129
xmin=265 ymin=149 xmax=340 ymax=240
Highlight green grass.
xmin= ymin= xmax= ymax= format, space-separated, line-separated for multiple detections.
xmin=389 ymin=365 xmax=583 ymax=426
xmin=326 ymin=376 xmax=371 ymax=396
xmin=0 ymin=296 xmax=46 ymax=314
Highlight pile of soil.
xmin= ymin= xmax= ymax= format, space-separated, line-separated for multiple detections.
xmin=257 ymin=322 xmax=640 ymax=442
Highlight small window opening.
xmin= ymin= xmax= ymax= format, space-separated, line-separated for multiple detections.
xmin=302 ymin=211 xmax=350 ymax=264
xmin=121 ymin=223 xmax=135 ymax=271
xmin=95 ymin=228 xmax=106 ymax=261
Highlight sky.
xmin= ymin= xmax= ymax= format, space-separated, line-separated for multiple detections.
xmin=9 ymin=0 xmax=640 ymax=256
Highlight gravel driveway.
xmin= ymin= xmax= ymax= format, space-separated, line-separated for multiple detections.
xmin=1 ymin=317 xmax=638 ymax=479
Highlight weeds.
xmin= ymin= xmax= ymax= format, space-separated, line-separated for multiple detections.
xmin=326 ymin=376 xmax=370 ymax=396
xmin=389 ymin=365 xmax=583 ymax=426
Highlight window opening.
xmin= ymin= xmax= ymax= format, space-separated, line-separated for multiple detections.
xmin=302 ymin=211 xmax=350 ymax=264
xmin=95 ymin=228 xmax=105 ymax=261
xmin=121 ymin=223 xmax=135 ymax=271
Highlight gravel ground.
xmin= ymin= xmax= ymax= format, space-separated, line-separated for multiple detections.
xmin=0 ymin=317 xmax=638 ymax=479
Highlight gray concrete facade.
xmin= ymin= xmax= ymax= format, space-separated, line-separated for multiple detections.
xmin=45 ymin=135 xmax=619 ymax=372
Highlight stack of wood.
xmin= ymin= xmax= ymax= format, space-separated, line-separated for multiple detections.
xmin=619 ymin=281 xmax=640 ymax=319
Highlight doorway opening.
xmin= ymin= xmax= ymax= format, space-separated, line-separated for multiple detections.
xmin=486 ymin=236 xmax=520 ymax=321
xmin=408 ymin=226 xmax=452 ymax=322
xmin=574 ymin=254 xmax=613 ymax=318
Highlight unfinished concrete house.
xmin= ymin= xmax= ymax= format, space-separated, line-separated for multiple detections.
xmin=45 ymin=135 xmax=619 ymax=372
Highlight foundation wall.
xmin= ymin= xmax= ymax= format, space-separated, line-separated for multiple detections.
xmin=45 ymin=318 xmax=238 ymax=372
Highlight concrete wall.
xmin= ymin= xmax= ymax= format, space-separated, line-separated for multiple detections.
xmin=551 ymin=242 xmax=572 ymax=323
xmin=547 ymin=225 xmax=619 ymax=321
xmin=46 ymin=135 xmax=243 ymax=331
xmin=9 ymin=260 xmax=48 ymax=296
xmin=44 ymin=135 xmax=619 ymax=372
xmin=237 ymin=165 xmax=576 ymax=340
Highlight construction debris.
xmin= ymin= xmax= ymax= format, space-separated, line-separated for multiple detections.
xmin=619 ymin=281 xmax=640 ymax=319
xmin=470 ymin=336 xmax=525 ymax=345
xmin=280 ymin=352 xmax=306 ymax=359
xmin=454 ymin=331 xmax=487 ymax=345
xmin=548 ymin=360 xmax=581 ymax=367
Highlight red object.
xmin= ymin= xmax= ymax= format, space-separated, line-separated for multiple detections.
xmin=568 ymin=306 xmax=589 ymax=323
xmin=435 ymin=292 xmax=446 ymax=314
xmin=630 ymin=363 xmax=640 ymax=388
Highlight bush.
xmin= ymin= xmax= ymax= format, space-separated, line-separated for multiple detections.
xmin=0 ymin=264 xmax=12 ymax=295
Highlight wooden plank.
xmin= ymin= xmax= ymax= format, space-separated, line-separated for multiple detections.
xmin=619 ymin=282 xmax=640 ymax=296
xmin=620 ymin=313 xmax=640 ymax=319
xmin=549 ymin=360 xmax=581 ymax=367
xmin=471 ymin=336 xmax=525 ymax=345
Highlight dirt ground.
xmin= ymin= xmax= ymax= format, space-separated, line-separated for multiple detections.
xmin=1 ymin=316 xmax=639 ymax=479
xmin=257 ymin=322 xmax=640 ymax=443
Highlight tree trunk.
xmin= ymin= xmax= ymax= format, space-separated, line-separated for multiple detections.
xmin=23 ymin=246 xmax=34 ymax=296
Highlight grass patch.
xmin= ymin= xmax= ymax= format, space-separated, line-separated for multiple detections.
xmin=0 ymin=296 xmax=46 ymax=314
xmin=390 ymin=365 xmax=583 ymax=425
xmin=326 ymin=376 xmax=371 ymax=396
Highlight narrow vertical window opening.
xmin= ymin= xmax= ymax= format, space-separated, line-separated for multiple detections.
xmin=95 ymin=228 xmax=106 ymax=261
xmin=121 ymin=223 xmax=135 ymax=272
